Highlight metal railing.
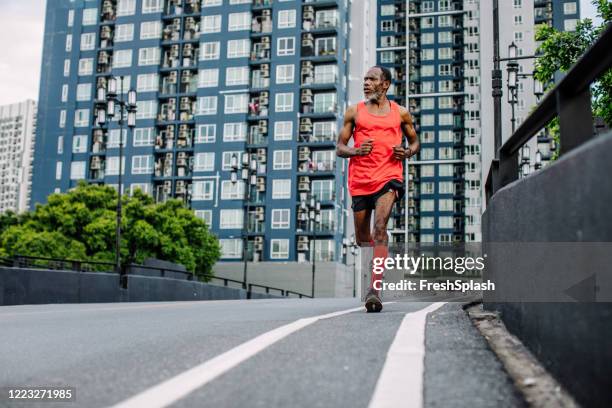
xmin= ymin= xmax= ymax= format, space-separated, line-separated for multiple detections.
xmin=486 ymin=23 xmax=612 ymax=201
xmin=3 ymin=254 xmax=312 ymax=299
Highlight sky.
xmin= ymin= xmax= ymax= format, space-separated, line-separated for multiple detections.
xmin=0 ymin=0 xmax=603 ymax=107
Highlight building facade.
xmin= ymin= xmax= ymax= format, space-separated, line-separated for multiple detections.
xmin=0 ymin=100 xmax=37 ymax=214
xmin=31 ymin=0 xmax=352 ymax=263
xmin=376 ymin=0 xmax=580 ymax=243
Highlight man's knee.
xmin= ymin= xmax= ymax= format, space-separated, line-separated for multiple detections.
xmin=373 ymin=220 xmax=387 ymax=240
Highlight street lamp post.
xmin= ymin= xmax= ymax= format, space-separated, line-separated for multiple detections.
xmin=230 ymin=153 xmax=258 ymax=290
xmin=300 ymin=193 xmax=320 ymax=298
xmin=343 ymin=234 xmax=359 ymax=298
xmin=506 ymin=42 xmax=519 ymax=133
xmin=96 ymin=76 xmax=137 ymax=279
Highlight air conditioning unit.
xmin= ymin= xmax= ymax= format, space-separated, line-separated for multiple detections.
xmin=256 ymin=177 xmax=266 ymax=192
xmin=260 ymin=64 xmax=270 ymax=77
xmin=180 ymin=97 xmax=191 ymax=110
xmin=298 ymin=182 xmax=310 ymax=191
xmin=179 ymin=129 xmax=190 ymax=139
xmin=262 ymin=9 xmax=271 ymax=17
xmin=258 ymin=120 xmax=267 ymax=134
xmin=167 ymin=71 xmax=178 ymax=84
xmin=90 ymin=156 xmax=101 ymax=170
xmin=301 ymin=89 xmax=313 ymax=104
xmin=300 ymin=120 xmax=312 ymax=132
xmin=176 ymin=180 xmax=186 ymax=194
xmin=181 ymin=71 xmax=192 ymax=83
xmin=98 ymin=51 xmax=110 ymax=65
xmin=163 ymin=180 xmax=172 ymax=193
xmin=298 ymin=235 xmax=310 ymax=251
xmin=303 ymin=6 xmax=314 ymax=18
xmin=101 ymin=26 xmax=112 ymax=40
xmin=183 ymin=43 xmax=193 ymax=57
xmin=171 ymin=45 xmax=180 ymax=58
xmin=261 ymin=36 xmax=270 ymax=44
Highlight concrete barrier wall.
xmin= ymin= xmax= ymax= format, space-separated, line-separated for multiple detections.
xmin=0 ymin=267 xmax=277 ymax=306
xmin=482 ymin=132 xmax=612 ymax=407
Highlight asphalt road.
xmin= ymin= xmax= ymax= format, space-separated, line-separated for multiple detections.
xmin=0 ymin=298 xmax=524 ymax=408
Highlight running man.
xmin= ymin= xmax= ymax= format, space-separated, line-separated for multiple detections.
xmin=336 ymin=66 xmax=419 ymax=312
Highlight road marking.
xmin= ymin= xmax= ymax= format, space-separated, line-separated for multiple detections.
xmin=109 ymin=302 xmax=395 ymax=408
xmin=368 ymin=302 xmax=446 ymax=408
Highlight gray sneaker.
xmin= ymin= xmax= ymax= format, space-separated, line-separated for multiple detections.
xmin=365 ymin=288 xmax=383 ymax=313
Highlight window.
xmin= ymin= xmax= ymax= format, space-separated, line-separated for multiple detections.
xmin=229 ymin=12 xmax=250 ymax=31
xmin=422 ymin=1 xmax=434 ymax=12
xmin=195 ymin=210 xmax=213 ymax=227
xmin=130 ymin=183 xmax=152 ymax=195
xmin=113 ymin=49 xmax=132 ymax=68
xmin=438 ymin=31 xmax=452 ymax=43
xmin=514 ymin=15 xmax=523 ymax=25
xmin=311 ymin=179 xmax=334 ymax=201
xmin=273 ymin=150 xmax=292 ymax=170
xmin=56 ymin=162 xmax=62 ymax=180
xmin=314 ymin=240 xmax=334 ymax=262
xmin=116 ymin=24 xmax=134 ymax=42
xmin=106 ymin=156 xmax=126 ymax=176
xmin=194 ymin=152 xmax=215 ymax=172
xmin=421 ymin=200 xmax=434 ymax=212
xmin=271 ymin=239 xmax=289 ymax=259
xmin=140 ymin=21 xmax=162 ymax=39
xmin=439 ymin=199 xmax=453 ymax=211
xmin=118 ymin=0 xmax=136 ymax=16
xmin=68 ymin=10 xmax=74 ymax=27
xmin=226 ymin=67 xmax=249 ymax=86
xmin=421 ymin=65 xmax=435 ymax=77
xmin=80 ymin=33 xmax=96 ymax=51
xmin=220 ymin=239 xmax=242 ymax=259
xmin=57 ymin=136 xmax=64 ymax=154
xmin=313 ymin=121 xmax=336 ymax=141
xmin=439 ymin=64 xmax=451 ymax=76
xmin=197 ymin=96 xmax=218 ymax=115
xmin=221 ymin=180 xmax=245 ymax=199
xmin=275 ymin=93 xmax=293 ymax=112
xmin=439 ymin=130 xmax=453 ymax=142
xmin=70 ymin=161 xmax=86 ymax=180
xmin=66 ymin=34 xmax=72 ymax=52
xmin=564 ymin=2 xmax=577 ymax=15
xmin=421 ymin=17 xmax=434 ymax=29
xmin=64 ymin=60 xmax=70 ymax=77
xmin=514 ymin=31 xmax=523 ymax=42
xmin=199 ymin=69 xmax=219 ymax=87
xmin=276 ymin=65 xmax=294 ymax=84
xmin=138 ymin=47 xmax=160 ymax=66
xmin=421 ymin=217 xmax=434 ymax=229
xmin=224 ymin=94 xmax=248 ymax=114
xmin=421 ymin=49 xmax=434 ymax=61
xmin=381 ymin=20 xmax=394 ymax=32
xmin=422 ymin=115 xmax=435 ymax=126
xmin=439 ymin=181 xmax=454 ymax=194
xmin=439 ymin=113 xmax=453 ymax=126
xmin=202 ymin=15 xmax=221 ymax=33
xmin=439 ymin=164 xmax=454 ymax=177
xmin=272 ymin=179 xmax=291 ymax=199
xmin=278 ymin=10 xmax=296 ymax=28
xmin=61 ymin=84 xmax=69 ymax=102
xmin=142 ymin=0 xmax=163 ymax=13
xmin=203 ymin=0 xmax=222 ymax=6
xmin=315 ymin=37 xmax=335 ymax=55
xmin=132 ymin=155 xmax=153 ymax=174
xmin=421 ymin=98 xmax=435 ymax=110
xmin=421 ymin=148 xmax=435 ymax=161
xmin=133 ymin=128 xmax=155 ymax=146
xmin=196 ymin=124 xmax=216 ymax=143
xmin=59 ymin=110 xmax=66 ymax=128
xmin=108 ymin=129 xmax=127 ymax=148
xmin=513 ymin=0 xmax=521 ymax=8
xmin=74 ymin=109 xmax=90 ymax=127
xmin=564 ymin=19 xmax=578 ymax=31
xmin=314 ymin=93 xmax=336 ymax=113
xmin=274 ymin=121 xmax=292 ymax=141
xmin=438 ymin=47 xmax=452 ymax=59
xmin=227 ymin=39 xmax=250 ymax=58
xmin=137 ymin=73 xmax=159 ymax=92
xmin=229 ymin=0 xmax=250 ymax=3
xmin=439 ymin=216 xmax=453 ymax=229
xmin=438 ymin=15 xmax=452 ymax=27
xmin=421 ymin=165 xmax=435 ymax=177
xmin=192 ymin=180 xmax=215 ymax=200
xmin=222 ymin=151 xmax=243 ymax=170
xmin=380 ymin=51 xmax=394 ymax=63
xmin=314 ymin=65 xmax=337 ymax=84
xmin=136 ymin=100 xmax=157 ymax=119
xmin=381 ymin=5 xmax=395 ymax=16
xmin=277 ymin=37 xmax=295 ymax=56
xmin=200 ymin=42 xmax=220 ymax=60
xmin=76 ymin=83 xmax=91 ymax=101
xmin=82 ymin=8 xmax=97 ymax=25
xmin=220 ymin=209 xmax=244 ymax=229
xmin=223 ymin=123 xmax=247 ymax=141
xmin=72 ymin=135 xmax=87 ymax=153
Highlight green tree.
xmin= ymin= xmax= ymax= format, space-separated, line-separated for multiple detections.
xmin=534 ymin=1 xmax=612 ymax=158
xmin=0 ymin=183 xmax=221 ymax=280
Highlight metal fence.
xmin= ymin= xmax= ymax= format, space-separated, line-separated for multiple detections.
xmin=486 ymin=23 xmax=612 ymax=200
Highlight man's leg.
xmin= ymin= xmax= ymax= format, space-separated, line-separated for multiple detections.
xmin=353 ymin=208 xmax=373 ymax=247
xmin=370 ymin=191 xmax=396 ymax=293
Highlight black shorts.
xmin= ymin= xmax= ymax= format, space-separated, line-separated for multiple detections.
xmin=351 ymin=179 xmax=405 ymax=212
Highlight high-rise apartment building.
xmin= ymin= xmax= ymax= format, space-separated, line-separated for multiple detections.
xmin=0 ymin=100 xmax=37 ymax=214
xmin=31 ymin=0 xmax=351 ymax=264
xmin=377 ymin=0 xmax=580 ymax=243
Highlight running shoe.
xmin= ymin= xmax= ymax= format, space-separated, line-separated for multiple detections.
xmin=365 ymin=288 xmax=383 ymax=313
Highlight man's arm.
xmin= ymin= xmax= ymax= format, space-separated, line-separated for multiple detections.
xmin=392 ymin=106 xmax=419 ymax=160
xmin=336 ymin=105 xmax=373 ymax=158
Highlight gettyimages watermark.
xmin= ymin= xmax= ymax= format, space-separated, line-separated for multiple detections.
xmin=357 ymin=243 xmax=612 ymax=303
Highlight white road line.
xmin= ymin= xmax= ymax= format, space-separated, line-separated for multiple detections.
xmin=368 ymin=302 xmax=446 ymax=408
xmin=109 ymin=302 xmax=394 ymax=408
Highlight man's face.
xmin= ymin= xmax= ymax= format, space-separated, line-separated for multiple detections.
xmin=363 ymin=68 xmax=389 ymax=101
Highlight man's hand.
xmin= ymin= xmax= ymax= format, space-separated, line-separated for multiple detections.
xmin=392 ymin=145 xmax=412 ymax=160
xmin=354 ymin=139 xmax=374 ymax=156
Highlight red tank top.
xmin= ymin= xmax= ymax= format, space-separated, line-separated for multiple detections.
xmin=348 ymin=100 xmax=404 ymax=196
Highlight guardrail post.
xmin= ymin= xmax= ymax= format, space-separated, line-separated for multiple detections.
xmin=556 ymin=88 xmax=594 ymax=155
xmin=499 ymin=150 xmax=519 ymax=189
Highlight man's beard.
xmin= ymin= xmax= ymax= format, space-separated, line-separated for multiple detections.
xmin=365 ymin=90 xmax=383 ymax=102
